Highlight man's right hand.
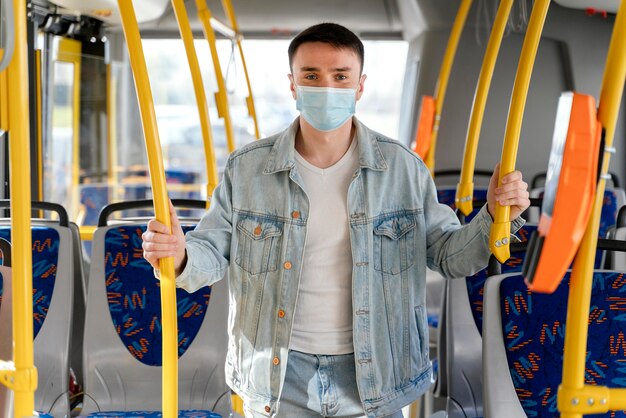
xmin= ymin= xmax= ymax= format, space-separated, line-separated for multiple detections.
xmin=142 ymin=200 xmax=187 ymax=276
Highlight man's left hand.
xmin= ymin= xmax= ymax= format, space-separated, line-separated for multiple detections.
xmin=487 ymin=163 xmax=530 ymax=220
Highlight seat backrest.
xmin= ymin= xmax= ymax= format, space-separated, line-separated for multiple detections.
xmin=614 ymin=226 xmax=626 ymax=270
xmin=82 ymin=223 xmax=231 ymax=415
xmin=0 ymin=224 xmax=74 ymax=417
xmin=437 ymin=187 xmax=488 ymax=222
xmin=529 ymin=187 xmax=625 ymax=227
xmin=483 ymin=270 xmax=626 ymax=418
xmin=444 ymin=224 xmax=536 ymax=417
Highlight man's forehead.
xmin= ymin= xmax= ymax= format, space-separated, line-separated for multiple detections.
xmin=292 ymin=43 xmax=359 ymax=66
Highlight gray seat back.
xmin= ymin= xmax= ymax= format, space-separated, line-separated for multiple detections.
xmin=0 ymin=223 xmax=74 ymax=418
xmin=82 ymin=223 xmax=231 ymax=415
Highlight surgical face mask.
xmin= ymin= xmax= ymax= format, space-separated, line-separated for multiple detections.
xmin=295 ymin=84 xmax=357 ymax=132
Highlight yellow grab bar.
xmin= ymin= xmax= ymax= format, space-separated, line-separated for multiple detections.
xmin=171 ymin=0 xmax=219 ymax=202
xmin=196 ymin=0 xmax=237 ymax=153
xmin=220 ymin=0 xmax=260 ymax=140
xmin=0 ymin=0 xmax=38 ymax=416
xmin=57 ymin=38 xmax=82 ymax=221
xmin=456 ymin=0 xmax=514 ymax=215
xmin=116 ymin=1 xmax=178 ymax=417
xmin=490 ymin=0 xmax=551 ymax=263
xmin=558 ymin=2 xmax=626 ymax=417
xmin=35 ymin=50 xmax=43 ymax=204
xmin=424 ymin=0 xmax=473 ymax=172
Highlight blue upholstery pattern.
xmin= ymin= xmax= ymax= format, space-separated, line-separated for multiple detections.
xmin=437 ymin=187 xmax=488 ymax=223
xmin=104 ymin=225 xmax=211 ymax=366
xmin=82 ymin=411 xmax=221 ymax=417
xmin=466 ymin=225 xmax=537 ymax=334
xmin=0 ymin=227 xmax=59 ymax=339
xmin=500 ymin=271 xmax=626 ymax=418
xmin=600 ymin=190 xmax=619 ymax=239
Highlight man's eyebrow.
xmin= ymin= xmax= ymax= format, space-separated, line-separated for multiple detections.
xmin=298 ymin=66 xmax=353 ymax=72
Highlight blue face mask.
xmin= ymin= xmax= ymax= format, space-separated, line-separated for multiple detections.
xmin=295 ymin=85 xmax=357 ymax=132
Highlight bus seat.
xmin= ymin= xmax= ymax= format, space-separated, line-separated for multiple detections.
xmin=81 ymin=223 xmax=231 ymax=416
xmin=529 ymin=187 xmax=625 ymax=238
xmin=436 ymin=187 xmax=488 ymax=223
xmin=483 ymin=271 xmax=626 ymax=418
xmin=608 ymin=206 xmax=626 ymax=270
xmin=444 ymin=224 xmax=536 ymax=418
xmin=0 ymin=225 xmax=74 ymax=418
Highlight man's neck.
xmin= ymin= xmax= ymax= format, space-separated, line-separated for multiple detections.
xmin=295 ymin=117 xmax=355 ymax=169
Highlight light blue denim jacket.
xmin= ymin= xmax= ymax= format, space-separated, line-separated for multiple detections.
xmin=175 ymin=117 xmax=523 ymax=417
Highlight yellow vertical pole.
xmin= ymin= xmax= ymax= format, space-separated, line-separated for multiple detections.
xmin=490 ymin=0 xmax=551 ymax=263
xmin=456 ymin=0 xmax=514 ymax=216
xmin=4 ymin=0 xmax=37 ymax=415
xmin=57 ymin=38 xmax=82 ymax=220
xmin=35 ymin=49 xmax=43 ymax=204
xmin=171 ymin=0 xmax=219 ymax=202
xmin=558 ymin=2 xmax=626 ymax=417
xmin=106 ymin=63 xmax=118 ymax=194
xmin=424 ymin=0 xmax=473 ymax=172
xmin=220 ymin=0 xmax=260 ymax=140
xmin=116 ymin=2 xmax=178 ymax=417
xmin=195 ymin=0 xmax=237 ymax=152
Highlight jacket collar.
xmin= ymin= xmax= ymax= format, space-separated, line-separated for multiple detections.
xmin=262 ymin=116 xmax=388 ymax=175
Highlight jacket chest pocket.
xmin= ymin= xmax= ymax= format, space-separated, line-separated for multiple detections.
xmin=235 ymin=217 xmax=283 ymax=275
xmin=373 ymin=214 xmax=416 ymax=275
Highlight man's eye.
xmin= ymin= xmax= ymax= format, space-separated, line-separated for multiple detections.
xmin=305 ymin=74 xmax=317 ymax=80
xmin=336 ymin=74 xmax=347 ymax=80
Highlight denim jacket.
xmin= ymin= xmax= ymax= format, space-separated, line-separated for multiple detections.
xmin=174 ymin=117 xmax=524 ymax=417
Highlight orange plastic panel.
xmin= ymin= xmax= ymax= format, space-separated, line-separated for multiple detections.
xmin=413 ymin=95 xmax=435 ymax=159
xmin=525 ymin=92 xmax=601 ymax=293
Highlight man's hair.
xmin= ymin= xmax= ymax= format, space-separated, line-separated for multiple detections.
xmin=288 ymin=23 xmax=364 ymax=73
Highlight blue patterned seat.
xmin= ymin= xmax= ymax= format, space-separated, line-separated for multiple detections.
xmin=484 ymin=271 xmax=626 ymax=417
xmin=82 ymin=410 xmax=221 ymax=417
xmin=0 ymin=224 xmax=74 ymax=417
xmin=444 ymin=223 xmax=536 ymax=417
xmin=82 ymin=222 xmax=231 ymax=416
xmin=437 ymin=187 xmax=488 ymax=222
xmin=466 ymin=224 xmax=537 ymax=334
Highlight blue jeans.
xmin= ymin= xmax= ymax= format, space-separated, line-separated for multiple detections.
xmin=245 ymin=350 xmax=404 ymax=417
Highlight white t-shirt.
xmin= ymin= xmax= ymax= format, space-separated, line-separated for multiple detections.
xmin=290 ymin=138 xmax=360 ymax=355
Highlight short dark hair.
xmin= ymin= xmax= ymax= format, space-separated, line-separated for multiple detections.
xmin=288 ymin=23 xmax=364 ymax=73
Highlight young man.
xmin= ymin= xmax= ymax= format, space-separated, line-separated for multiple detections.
xmin=142 ymin=23 xmax=530 ymax=418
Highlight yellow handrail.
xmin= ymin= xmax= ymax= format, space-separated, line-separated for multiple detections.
xmin=221 ymin=0 xmax=260 ymax=140
xmin=35 ymin=49 xmax=43 ymax=205
xmin=424 ymin=0 xmax=473 ymax=172
xmin=171 ymin=0 xmax=219 ymax=202
xmin=116 ymin=2 xmax=178 ymax=417
xmin=456 ymin=0 xmax=514 ymax=216
xmin=195 ymin=0 xmax=237 ymax=153
xmin=0 ymin=0 xmax=37 ymax=416
xmin=57 ymin=38 xmax=82 ymax=221
xmin=490 ymin=0 xmax=551 ymax=263
xmin=558 ymin=2 xmax=626 ymax=416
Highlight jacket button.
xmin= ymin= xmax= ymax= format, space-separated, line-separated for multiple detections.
xmin=291 ymin=211 xmax=300 ymax=219
xmin=283 ymin=261 xmax=292 ymax=270
xmin=265 ymin=406 xmax=271 ymax=413
xmin=273 ymin=357 xmax=280 ymax=365
xmin=254 ymin=225 xmax=262 ymax=236
xmin=278 ymin=309 xmax=285 ymax=318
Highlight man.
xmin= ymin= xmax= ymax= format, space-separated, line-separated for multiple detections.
xmin=142 ymin=23 xmax=530 ymax=418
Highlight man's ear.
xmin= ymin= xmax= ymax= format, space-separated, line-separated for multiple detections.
xmin=356 ymin=74 xmax=367 ymax=101
xmin=288 ymin=74 xmax=297 ymax=100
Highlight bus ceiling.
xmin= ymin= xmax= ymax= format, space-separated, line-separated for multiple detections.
xmin=46 ymin=0 xmax=404 ymax=39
